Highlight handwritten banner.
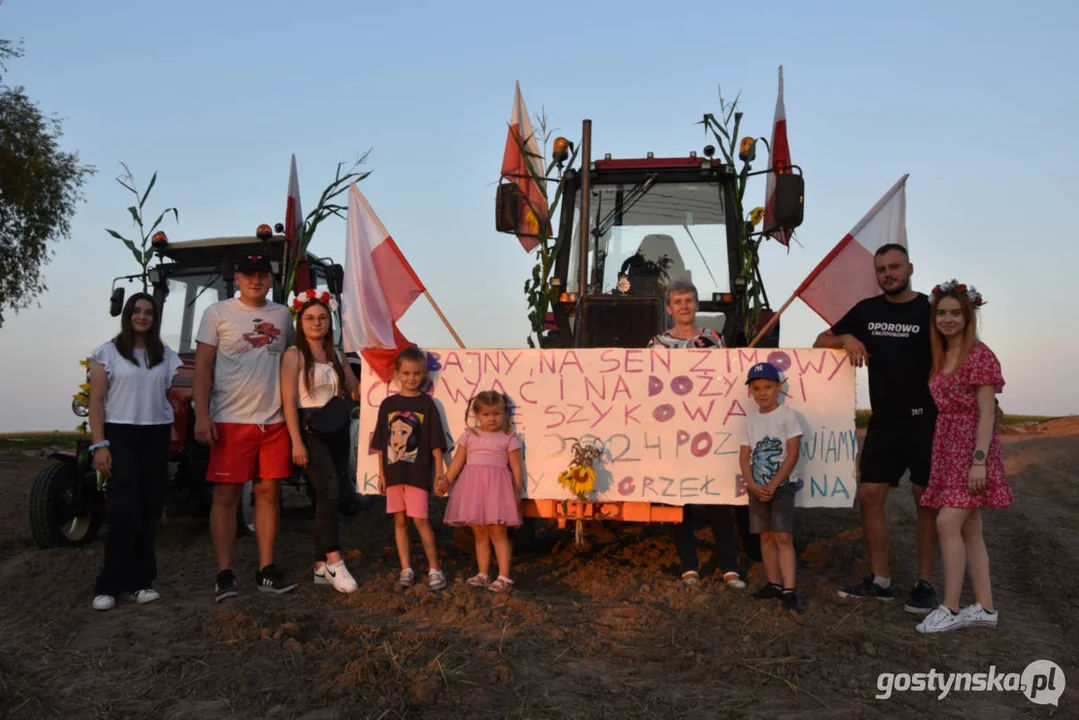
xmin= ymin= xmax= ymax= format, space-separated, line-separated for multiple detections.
xmin=356 ymin=348 xmax=857 ymax=508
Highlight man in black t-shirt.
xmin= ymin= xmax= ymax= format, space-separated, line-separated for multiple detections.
xmin=813 ymin=244 xmax=938 ymax=615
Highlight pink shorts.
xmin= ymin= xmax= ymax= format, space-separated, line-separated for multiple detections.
xmin=207 ymin=422 xmax=292 ymax=484
xmin=385 ymin=485 xmax=429 ymax=519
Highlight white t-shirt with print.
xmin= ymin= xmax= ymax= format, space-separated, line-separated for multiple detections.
xmin=91 ymin=341 xmax=182 ymax=425
xmin=195 ymin=298 xmax=293 ymax=424
xmin=740 ymin=404 xmax=803 ymax=487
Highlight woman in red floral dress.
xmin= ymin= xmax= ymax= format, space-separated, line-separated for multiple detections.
xmin=916 ymin=280 xmax=1012 ymax=634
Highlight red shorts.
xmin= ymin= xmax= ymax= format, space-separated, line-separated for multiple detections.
xmin=207 ymin=422 xmax=292 ymax=484
xmin=385 ymin=485 xmax=429 ymax=519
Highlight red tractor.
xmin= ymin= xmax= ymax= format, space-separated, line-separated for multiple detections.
xmin=29 ymin=230 xmax=362 ymax=549
xmin=496 ymin=120 xmax=805 ymax=554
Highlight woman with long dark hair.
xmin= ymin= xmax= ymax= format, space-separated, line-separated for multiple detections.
xmin=281 ymin=292 xmax=362 ymax=593
xmin=89 ymin=292 xmax=182 ymax=611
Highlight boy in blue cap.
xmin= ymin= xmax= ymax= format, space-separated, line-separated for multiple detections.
xmin=740 ymin=362 xmax=806 ymax=614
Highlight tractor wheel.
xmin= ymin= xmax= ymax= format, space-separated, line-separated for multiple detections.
xmin=235 ymin=481 xmax=255 ymax=538
xmin=29 ymin=461 xmax=103 ymax=549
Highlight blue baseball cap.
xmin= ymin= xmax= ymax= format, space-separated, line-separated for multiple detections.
xmin=746 ymin=362 xmax=782 ymax=384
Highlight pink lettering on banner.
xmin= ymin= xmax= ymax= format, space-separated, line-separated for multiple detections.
xmin=670 ymin=375 xmax=693 ymax=396
xmin=539 ymin=351 xmax=557 ymax=374
xmin=584 ymin=376 xmax=607 ymax=401
xmin=612 ymin=376 xmax=632 ymax=401
xmin=689 ymin=351 xmax=712 ymax=374
xmin=648 ymin=376 xmax=663 ymax=396
xmin=618 ymin=476 xmax=636 ymax=496
xmin=737 ymin=349 xmax=760 ymax=372
xmin=653 ymin=403 xmax=675 ymax=423
xmin=518 ymin=380 xmax=537 ymax=404
xmin=560 ymin=351 xmax=584 ymax=374
xmin=623 ymin=404 xmax=641 ymax=425
xmin=723 ymin=399 xmax=748 ymax=426
xmin=792 ymin=349 xmax=826 ymax=375
xmin=624 ymin=349 xmax=644 ymax=374
xmin=544 ymin=405 xmax=564 ymax=428
xmin=599 ymin=349 xmax=621 ymax=373
xmin=649 ymin=349 xmax=671 ymax=373
xmin=682 ymin=399 xmax=716 ymax=422
xmin=501 ymin=350 xmax=523 ymax=373
xmin=827 ymin=352 xmax=847 ymax=381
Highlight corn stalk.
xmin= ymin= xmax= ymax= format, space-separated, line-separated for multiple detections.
xmin=282 ymin=151 xmax=372 ymax=296
xmin=105 ymin=163 xmax=178 ymax=291
xmin=513 ymin=110 xmax=580 ymax=348
xmin=699 ymin=89 xmax=767 ymax=343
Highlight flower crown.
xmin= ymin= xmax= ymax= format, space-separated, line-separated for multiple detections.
xmin=290 ymin=290 xmax=338 ymax=316
xmin=931 ymin=279 xmax=986 ymax=307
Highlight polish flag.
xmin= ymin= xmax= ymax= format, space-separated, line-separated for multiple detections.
xmin=763 ymin=66 xmax=793 ymax=247
xmin=501 ymin=81 xmax=546 ymax=253
xmin=340 ymin=184 xmax=424 ymax=383
xmin=285 ymin=154 xmax=312 ymax=292
xmin=796 ymin=174 xmax=909 ymax=325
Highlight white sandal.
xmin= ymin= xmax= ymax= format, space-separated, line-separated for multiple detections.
xmin=489 ymin=576 xmax=515 ymax=593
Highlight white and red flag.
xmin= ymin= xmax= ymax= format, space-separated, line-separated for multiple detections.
xmin=763 ymin=65 xmax=793 ymax=247
xmin=340 ymin=184 xmax=424 ymax=383
xmin=500 ymin=81 xmax=547 ymax=253
xmin=285 ymin=154 xmax=312 ymax=292
xmin=796 ymin=174 xmax=910 ymax=325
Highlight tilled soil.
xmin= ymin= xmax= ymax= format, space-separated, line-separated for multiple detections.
xmin=1 ymin=425 xmax=1077 ymax=719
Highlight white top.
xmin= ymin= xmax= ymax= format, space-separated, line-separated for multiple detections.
xmin=740 ymin=404 xmax=803 ymax=487
xmin=91 ymin=341 xmax=182 ymax=425
xmin=297 ymin=352 xmax=342 ymax=408
xmin=195 ymin=298 xmax=293 ymax=424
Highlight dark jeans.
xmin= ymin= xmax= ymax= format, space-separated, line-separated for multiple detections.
xmin=301 ymin=420 xmax=350 ymax=562
xmin=95 ymin=423 xmax=171 ymax=596
xmin=674 ymin=504 xmax=741 ymax=575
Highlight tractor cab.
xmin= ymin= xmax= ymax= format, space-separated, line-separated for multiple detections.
xmin=498 ymin=122 xmax=804 ymax=350
xmin=106 ymin=232 xmax=345 ymax=359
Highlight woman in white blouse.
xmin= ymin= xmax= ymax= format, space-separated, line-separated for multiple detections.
xmin=281 ymin=293 xmax=361 ymax=594
xmin=88 ymin=293 xmax=182 ymax=611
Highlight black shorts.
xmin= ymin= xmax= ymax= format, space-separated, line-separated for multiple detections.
xmin=748 ymin=484 xmax=795 ymax=534
xmin=859 ymin=424 xmax=933 ymax=488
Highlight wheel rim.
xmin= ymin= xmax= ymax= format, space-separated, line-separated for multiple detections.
xmin=55 ymin=467 xmax=95 ymax=542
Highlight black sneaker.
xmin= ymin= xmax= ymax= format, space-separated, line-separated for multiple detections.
xmin=751 ymin=582 xmax=784 ymax=601
xmin=836 ymin=574 xmax=895 ymax=601
xmin=256 ymin=565 xmax=298 ymax=595
xmin=904 ymin=580 xmax=937 ymax=616
xmin=782 ymin=590 xmax=807 ymax=615
xmin=214 ymin=570 xmax=239 ymax=603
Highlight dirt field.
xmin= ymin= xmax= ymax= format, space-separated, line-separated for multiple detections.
xmin=2 ymin=421 xmax=1077 ymax=719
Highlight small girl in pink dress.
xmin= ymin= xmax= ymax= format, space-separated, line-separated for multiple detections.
xmin=439 ymin=391 xmax=524 ymax=592
xmin=917 ymin=280 xmax=1012 ymax=634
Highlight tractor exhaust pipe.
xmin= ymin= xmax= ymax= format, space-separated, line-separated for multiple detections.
xmin=577 ymin=119 xmax=592 ymax=299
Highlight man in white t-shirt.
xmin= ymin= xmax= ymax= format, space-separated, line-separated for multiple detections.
xmin=194 ymin=254 xmax=297 ymax=601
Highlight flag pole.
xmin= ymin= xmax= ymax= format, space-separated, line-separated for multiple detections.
xmin=423 ymin=289 xmax=466 ymax=348
xmin=748 ymin=290 xmax=798 ymax=348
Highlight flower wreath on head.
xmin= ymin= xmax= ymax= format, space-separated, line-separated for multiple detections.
xmin=290 ymin=289 xmax=339 ymax=316
xmin=931 ymin=279 xmax=986 ymax=308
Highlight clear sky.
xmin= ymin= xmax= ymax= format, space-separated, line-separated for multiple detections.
xmin=2 ymin=0 xmax=1077 ymax=432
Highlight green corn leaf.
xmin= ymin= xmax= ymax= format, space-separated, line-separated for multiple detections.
xmin=127 ymin=206 xmax=141 ymax=227
xmin=139 ymin=172 xmax=157 ymax=210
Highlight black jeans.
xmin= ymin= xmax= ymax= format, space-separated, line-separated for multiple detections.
xmin=95 ymin=423 xmax=171 ymax=596
xmin=301 ymin=418 xmax=350 ymax=562
xmin=674 ymin=504 xmax=741 ymax=575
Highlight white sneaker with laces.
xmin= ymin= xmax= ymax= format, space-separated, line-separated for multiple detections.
xmin=428 ymin=569 xmax=447 ymax=590
xmin=916 ymin=605 xmax=965 ymax=634
xmin=134 ymin=589 xmax=160 ymax=605
xmin=323 ymin=560 xmax=358 ymax=594
xmin=723 ymin=572 xmax=747 ymax=590
xmin=959 ymin=602 xmax=998 ymax=628
xmin=93 ymin=595 xmax=115 ymax=611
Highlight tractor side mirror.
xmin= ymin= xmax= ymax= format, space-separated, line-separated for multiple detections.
xmin=109 ymin=287 xmax=125 ymax=317
xmin=495 ymin=182 xmax=520 ymax=233
xmin=327 ymin=264 xmax=345 ymax=296
xmin=767 ymin=173 xmax=805 ymax=232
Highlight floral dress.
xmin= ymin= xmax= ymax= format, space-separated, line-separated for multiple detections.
xmin=919 ymin=342 xmax=1013 ymax=509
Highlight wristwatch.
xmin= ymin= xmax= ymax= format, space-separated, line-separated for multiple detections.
xmin=972 ymin=449 xmax=986 ymax=463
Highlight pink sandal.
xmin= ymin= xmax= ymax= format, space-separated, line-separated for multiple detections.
xmin=489 ymin=576 xmax=514 ymax=593
xmin=467 ymin=573 xmax=490 ymax=587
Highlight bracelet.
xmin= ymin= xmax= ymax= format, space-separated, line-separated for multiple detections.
xmin=88 ymin=440 xmax=110 ymax=452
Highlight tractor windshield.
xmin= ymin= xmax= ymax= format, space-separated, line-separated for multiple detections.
xmin=569 ymin=180 xmax=731 ymax=301
xmin=157 ymin=271 xmax=229 ymax=356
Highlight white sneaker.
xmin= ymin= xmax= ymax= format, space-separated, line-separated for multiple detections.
xmin=723 ymin=572 xmax=747 ymax=590
xmin=133 ymin=589 xmax=160 ymax=605
xmin=92 ymin=595 xmax=115 ymax=611
xmin=314 ymin=564 xmax=330 ymax=585
xmin=916 ymin=605 xmax=966 ymax=634
xmin=323 ymin=560 xmax=358 ymax=594
xmin=959 ymin=602 xmax=998 ymax=628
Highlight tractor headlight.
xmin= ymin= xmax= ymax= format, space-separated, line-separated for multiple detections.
xmin=72 ymin=397 xmax=89 ymax=418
